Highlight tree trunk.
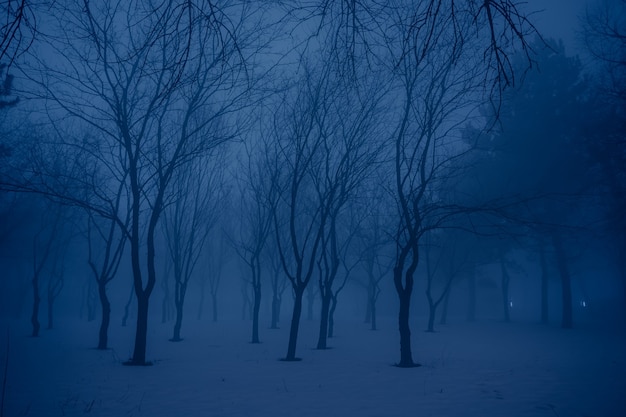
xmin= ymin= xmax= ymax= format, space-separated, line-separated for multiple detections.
xmin=618 ymin=234 xmax=626 ymax=324
xmin=500 ymin=257 xmax=511 ymax=323
xmin=97 ymin=280 xmax=110 ymax=350
xmin=439 ymin=287 xmax=450 ymax=325
xmin=284 ymin=288 xmax=304 ymax=361
xmin=171 ymin=282 xmax=187 ymax=342
xmin=270 ymin=293 xmax=281 ymax=329
xmin=364 ymin=287 xmax=372 ymax=324
xmin=47 ymin=289 xmax=54 ymax=330
xmin=426 ymin=302 xmax=436 ymax=333
xmin=211 ymin=292 xmax=218 ymax=322
xmin=126 ymin=294 xmax=150 ymax=365
xmin=251 ymin=283 xmax=261 ymax=343
xmin=171 ymin=301 xmax=183 ymax=342
xmin=467 ymin=267 xmax=476 ymax=322
xmin=316 ymin=290 xmax=332 ymax=349
xmin=552 ymin=232 xmax=573 ymax=329
xmin=540 ymin=243 xmax=549 ymax=324
xmin=370 ymin=298 xmax=377 ymax=331
xmin=328 ymin=293 xmax=338 ymax=338
xmin=397 ymin=289 xmax=417 ymax=367
xmin=31 ymin=278 xmax=40 ymax=337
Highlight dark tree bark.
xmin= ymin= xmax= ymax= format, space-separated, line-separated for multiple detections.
xmin=392 ymin=231 xmax=420 ymax=368
xmin=552 ymin=231 xmax=573 ymax=329
xmin=396 ymin=280 xmax=417 ymax=368
xmin=164 ymin=157 xmax=219 ymax=343
xmin=251 ymin=278 xmax=261 ymax=343
xmin=161 ymin=271 xmax=172 ymax=324
xmin=439 ymin=288 xmax=451 ymax=326
xmin=81 ymin=280 xmax=96 ymax=322
xmin=423 ymin=233 xmax=458 ymax=333
xmin=285 ymin=287 xmax=304 ymax=361
xmin=316 ymin=289 xmax=332 ymax=349
xmin=269 ymin=252 xmax=287 ymax=329
xmin=46 ymin=281 xmax=59 ymax=330
xmin=539 ymin=242 xmax=549 ymax=324
xmin=30 ymin=208 xmax=62 ymax=337
xmin=170 ymin=282 xmax=187 ymax=342
xmin=620 ymin=237 xmax=626 ymax=323
xmin=467 ymin=267 xmax=476 ymax=322
xmin=500 ymin=254 xmax=511 ymax=323
xmin=241 ymin=283 xmax=252 ymax=321
xmin=97 ymin=280 xmax=110 ymax=350
xmin=128 ymin=294 xmax=150 ymax=365
xmin=328 ymin=293 xmax=338 ymax=338
xmin=30 ymin=277 xmax=40 ymax=337
xmin=207 ymin=238 xmax=227 ymax=324
xmin=370 ymin=297 xmax=378 ymax=331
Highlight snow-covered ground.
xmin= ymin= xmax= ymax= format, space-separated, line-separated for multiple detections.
xmin=2 ymin=316 xmax=625 ymax=417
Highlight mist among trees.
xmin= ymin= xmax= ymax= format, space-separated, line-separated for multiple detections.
xmin=0 ymin=1 xmax=625 ymax=416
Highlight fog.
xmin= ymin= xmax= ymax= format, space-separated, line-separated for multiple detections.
xmin=0 ymin=1 xmax=625 ymax=416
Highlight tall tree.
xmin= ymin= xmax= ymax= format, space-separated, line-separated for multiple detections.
xmin=27 ymin=0 xmax=261 ymax=365
xmin=423 ymin=228 xmax=473 ymax=332
xmin=385 ymin=7 xmax=479 ymax=367
xmin=312 ymin=74 xmax=382 ymax=350
xmin=380 ymin=0 xmax=538 ymax=367
xmin=163 ymin=152 xmax=224 ymax=342
xmin=84 ymin=175 xmax=129 ymax=349
xmin=353 ymin=185 xmax=394 ymax=331
xmin=29 ymin=200 xmax=67 ymax=337
xmin=268 ymin=61 xmax=331 ymax=361
xmin=232 ymin=142 xmax=273 ymax=344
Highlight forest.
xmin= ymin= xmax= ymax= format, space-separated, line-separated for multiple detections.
xmin=0 ymin=1 xmax=625 ymax=416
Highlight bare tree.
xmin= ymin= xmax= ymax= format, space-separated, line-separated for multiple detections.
xmin=268 ymin=61 xmax=331 ymax=361
xmin=385 ymin=10 xmax=481 ymax=367
xmin=28 ymin=0 xmax=261 ymax=365
xmin=353 ymin=185 xmax=394 ymax=331
xmin=380 ymin=0 xmax=539 ymax=366
xmin=29 ymin=200 xmax=66 ymax=337
xmin=326 ymin=206 xmax=363 ymax=338
xmin=266 ymin=232 xmax=289 ymax=329
xmin=163 ymin=152 xmax=224 ymax=342
xmin=423 ymin=228 xmax=474 ymax=332
xmin=84 ymin=178 xmax=129 ymax=349
xmin=205 ymin=228 xmax=231 ymax=323
xmin=232 ymin=142 xmax=274 ymax=343
xmin=312 ymin=74 xmax=382 ymax=350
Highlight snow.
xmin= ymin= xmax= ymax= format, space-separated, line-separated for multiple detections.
xmin=2 ymin=317 xmax=625 ymax=417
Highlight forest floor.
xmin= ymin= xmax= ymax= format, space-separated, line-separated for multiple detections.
xmin=1 ymin=315 xmax=625 ymax=417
